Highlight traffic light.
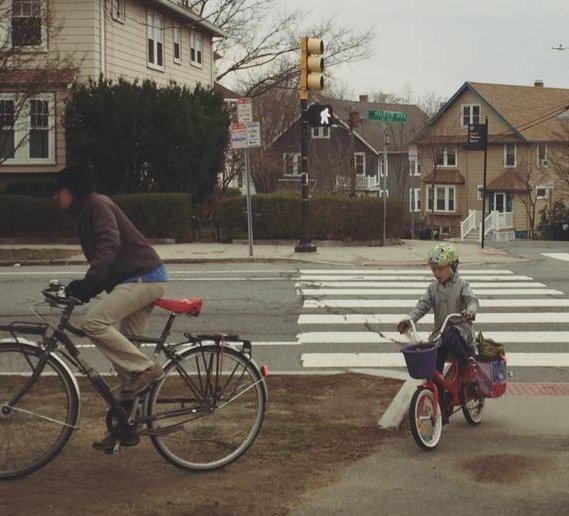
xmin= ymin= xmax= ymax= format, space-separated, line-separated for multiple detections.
xmin=300 ymin=37 xmax=324 ymax=99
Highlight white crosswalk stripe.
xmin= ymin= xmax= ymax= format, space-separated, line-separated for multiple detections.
xmin=297 ymin=268 xmax=569 ymax=369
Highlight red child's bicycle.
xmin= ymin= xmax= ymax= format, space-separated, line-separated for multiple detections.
xmin=401 ymin=313 xmax=485 ymax=450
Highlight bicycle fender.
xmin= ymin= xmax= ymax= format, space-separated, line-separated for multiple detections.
xmin=0 ymin=338 xmax=81 ymax=402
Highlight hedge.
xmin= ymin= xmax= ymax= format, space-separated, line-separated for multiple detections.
xmin=215 ymin=193 xmax=409 ymax=241
xmin=0 ymin=193 xmax=193 ymax=241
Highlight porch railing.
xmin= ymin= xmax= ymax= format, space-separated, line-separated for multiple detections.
xmin=460 ymin=209 xmax=479 ymax=240
xmin=461 ymin=210 xmax=514 ymax=240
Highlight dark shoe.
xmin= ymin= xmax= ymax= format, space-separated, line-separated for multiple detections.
xmin=461 ymin=358 xmax=478 ymax=385
xmin=121 ymin=363 xmax=165 ymax=398
xmin=92 ymin=432 xmax=139 ymax=452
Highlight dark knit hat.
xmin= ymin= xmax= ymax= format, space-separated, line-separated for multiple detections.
xmin=53 ymin=165 xmax=96 ymax=198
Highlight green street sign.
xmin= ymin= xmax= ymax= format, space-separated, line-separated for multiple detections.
xmin=368 ymin=110 xmax=408 ymax=123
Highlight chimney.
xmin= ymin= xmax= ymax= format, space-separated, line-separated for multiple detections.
xmin=359 ymin=94 xmax=369 ymax=103
xmin=534 ymin=80 xmax=544 ymax=87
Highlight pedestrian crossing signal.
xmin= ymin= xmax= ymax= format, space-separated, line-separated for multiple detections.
xmin=305 ymin=104 xmax=334 ymax=127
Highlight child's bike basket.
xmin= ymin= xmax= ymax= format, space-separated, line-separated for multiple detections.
xmin=401 ymin=343 xmax=437 ymax=379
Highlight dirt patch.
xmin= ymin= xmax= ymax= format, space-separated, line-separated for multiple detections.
xmin=0 ymin=373 xmax=401 ymax=516
xmin=0 ymin=248 xmax=80 ymax=263
xmin=461 ymin=453 xmax=551 ymax=484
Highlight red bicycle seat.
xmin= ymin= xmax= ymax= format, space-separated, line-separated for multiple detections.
xmin=154 ymin=297 xmax=203 ymax=315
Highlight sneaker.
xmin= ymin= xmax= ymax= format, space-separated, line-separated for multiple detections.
xmin=121 ymin=363 xmax=165 ymax=398
xmin=92 ymin=432 xmax=139 ymax=452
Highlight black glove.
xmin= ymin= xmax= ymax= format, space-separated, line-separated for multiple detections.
xmin=462 ymin=309 xmax=476 ymax=322
xmin=396 ymin=320 xmax=411 ymax=334
xmin=65 ymin=279 xmax=98 ymax=303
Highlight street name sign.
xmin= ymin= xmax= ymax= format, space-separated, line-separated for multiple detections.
xmin=368 ymin=110 xmax=408 ymax=123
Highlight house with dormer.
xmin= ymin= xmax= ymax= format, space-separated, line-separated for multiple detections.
xmin=416 ymin=81 xmax=569 ymax=240
xmin=0 ymin=0 xmax=225 ymax=186
xmin=266 ymin=95 xmax=428 ymax=203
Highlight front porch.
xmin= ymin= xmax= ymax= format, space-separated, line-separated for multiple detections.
xmin=460 ymin=209 xmax=516 ymax=241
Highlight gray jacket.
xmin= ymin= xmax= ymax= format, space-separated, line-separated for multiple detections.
xmin=405 ymin=273 xmax=479 ymax=349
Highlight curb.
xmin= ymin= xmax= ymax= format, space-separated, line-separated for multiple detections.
xmin=378 ymin=378 xmax=421 ymax=429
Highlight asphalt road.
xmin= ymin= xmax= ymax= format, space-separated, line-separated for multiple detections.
xmin=2 ymin=242 xmax=569 ymax=380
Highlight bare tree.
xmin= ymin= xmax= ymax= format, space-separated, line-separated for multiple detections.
xmin=188 ymin=0 xmax=374 ymax=97
xmin=0 ymin=1 xmax=78 ymax=165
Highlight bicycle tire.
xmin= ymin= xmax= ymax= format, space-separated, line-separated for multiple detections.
xmin=0 ymin=342 xmax=80 ymax=480
xmin=147 ymin=344 xmax=266 ymax=471
xmin=461 ymin=383 xmax=485 ymax=426
xmin=408 ymin=387 xmax=442 ymax=451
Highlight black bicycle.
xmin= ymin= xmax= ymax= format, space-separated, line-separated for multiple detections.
xmin=0 ymin=281 xmax=268 ymax=480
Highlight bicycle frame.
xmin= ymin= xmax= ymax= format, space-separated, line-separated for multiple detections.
xmin=0 ymin=291 xmax=267 ymax=436
xmin=419 ymin=359 xmax=461 ymax=419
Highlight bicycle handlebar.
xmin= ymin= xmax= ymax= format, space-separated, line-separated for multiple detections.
xmin=404 ymin=312 xmax=464 ymax=345
xmin=41 ymin=283 xmax=81 ymax=308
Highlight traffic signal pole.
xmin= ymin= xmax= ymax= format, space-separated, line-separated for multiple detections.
xmin=295 ymin=36 xmax=320 ymax=253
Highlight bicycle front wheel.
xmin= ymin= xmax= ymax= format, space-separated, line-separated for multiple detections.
xmin=0 ymin=342 xmax=80 ymax=480
xmin=409 ymin=387 xmax=442 ymax=450
xmin=148 ymin=345 xmax=266 ymax=471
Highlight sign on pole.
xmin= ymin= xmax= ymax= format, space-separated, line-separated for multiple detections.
xmin=467 ymin=123 xmax=488 ymax=151
xmin=237 ymin=98 xmax=253 ymax=124
xmin=368 ymin=110 xmax=408 ymax=123
xmin=246 ymin=122 xmax=261 ymax=147
xmin=230 ymin=123 xmax=247 ymax=149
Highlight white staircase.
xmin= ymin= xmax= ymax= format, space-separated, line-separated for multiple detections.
xmin=460 ymin=210 xmax=515 ymax=242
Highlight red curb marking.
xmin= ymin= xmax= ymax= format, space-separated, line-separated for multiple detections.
xmin=507 ymin=383 xmax=569 ymax=396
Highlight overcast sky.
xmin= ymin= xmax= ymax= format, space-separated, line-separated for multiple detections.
xmin=285 ymin=0 xmax=569 ymax=103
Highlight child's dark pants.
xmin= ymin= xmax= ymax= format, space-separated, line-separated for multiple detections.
xmin=436 ymin=327 xmax=471 ymax=372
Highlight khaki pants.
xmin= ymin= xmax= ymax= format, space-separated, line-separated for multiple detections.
xmin=82 ymin=282 xmax=167 ymax=377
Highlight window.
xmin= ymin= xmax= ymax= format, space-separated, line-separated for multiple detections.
xmin=426 ymin=185 xmax=455 ymax=212
xmin=409 ymin=157 xmax=420 ymax=176
xmin=435 ymin=147 xmax=457 ymax=167
xmin=190 ymin=31 xmax=202 ymax=66
xmin=477 ymin=184 xmax=484 ymax=201
xmin=11 ymin=0 xmax=44 ymax=47
xmin=409 ymin=188 xmax=421 ymax=212
xmin=535 ymin=185 xmax=550 ymax=200
xmin=311 ymin=126 xmax=330 ymax=139
xmin=0 ymin=93 xmax=54 ymax=163
xmin=504 ymin=143 xmax=516 ymax=167
xmin=354 ymin=152 xmax=365 ymax=175
xmin=283 ymin=152 xmax=300 ymax=175
xmin=0 ymin=100 xmax=15 ymax=160
xmin=173 ymin=26 xmax=181 ymax=63
xmin=537 ymin=143 xmax=548 ymax=168
xmin=111 ymin=0 xmax=125 ymax=22
xmin=462 ymin=104 xmax=480 ymax=126
xmin=147 ymin=11 xmax=164 ymax=69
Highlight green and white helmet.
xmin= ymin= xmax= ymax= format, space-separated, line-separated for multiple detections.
xmin=427 ymin=243 xmax=459 ymax=271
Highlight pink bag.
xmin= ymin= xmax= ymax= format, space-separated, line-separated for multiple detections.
xmin=476 ymin=359 xmax=507 ymax=398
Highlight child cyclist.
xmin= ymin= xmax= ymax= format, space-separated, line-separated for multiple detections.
xmin=396 ymin=243 xmax=479 ymax=383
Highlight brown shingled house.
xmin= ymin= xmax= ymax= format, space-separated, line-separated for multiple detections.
xmin=416 ymin=81 xmax=569 ymax=240
xmin=266 ymin=95 xmax=428 ymax=207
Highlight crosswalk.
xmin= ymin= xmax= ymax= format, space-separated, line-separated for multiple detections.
xmin=296 ymin=268 xmax=569 ymax=369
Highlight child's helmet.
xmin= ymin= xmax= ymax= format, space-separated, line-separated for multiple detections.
xmin=427 ymin=243 xmax=459 ymax=271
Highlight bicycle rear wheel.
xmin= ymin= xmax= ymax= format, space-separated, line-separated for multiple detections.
xmin=461 ymin=383 xmax=485 ymax=425
xmin=147 ymin=345 xmax=266 ymax=471
xmin=0 ymin=342 xmax=80 ymax=480
xmin=409 ymin=387 xmax=442 ymax=450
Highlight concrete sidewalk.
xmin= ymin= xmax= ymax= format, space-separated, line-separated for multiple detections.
xmin=289 ymin=389 xmax=569 ymax=515
xmin=0 ymin=239 xmax=526 ymax=267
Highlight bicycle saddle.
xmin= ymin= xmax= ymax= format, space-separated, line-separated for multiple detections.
xmin=154 ymin=297 xmax=203 ymax=315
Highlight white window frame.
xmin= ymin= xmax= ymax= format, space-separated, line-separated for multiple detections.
xmin=535 ymin=185 xmax=550 ymax=200
xmin=354 ymin=152 xmax=366 ymax=176
xmin=173 ymin=25 xmax=181 ymax=64
xmin=426 ymin=184 xmax=456 ymax=213
xmin=461 ymin=104 xmax=480 ymax=127
xmin=537 ymin=143 xmax=548 ymax=168
xmin=477 ymin=184 xmax=484 ymax=201
xmin=504 ymin=143 xmax=516 ymax=167
xmin=409 ymin=157 xmax=420 ymax=176
xmin=435 ymin=147 xmax=457 ymax=168
xmin=283 ymin=152 xmax=300 ymax=176
xmin=409 ymin=187 xmax=421 ymax=212
xmin=111 ymin=0 xmax=125 ymax=23
xmin=10 ymin=0 xmax=47 ymax=50
xmin=190 ymin=30 xmax=203 ymax=67
xmin=147 ymin=11 xmax=164 ymax=71
xmin=0 ymin=93 xmax=55 ymax=165
xmin=311 ymin=126 xmax=330 ymax=139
